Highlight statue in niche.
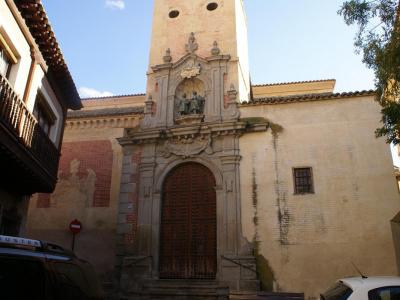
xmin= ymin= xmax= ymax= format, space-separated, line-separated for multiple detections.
xmin=175 ymin=78 xmax=206 ymax=121
xmin=189 ymin=91 xmax=205 ymax=114
xmin=178 ymin=93 xmax=190 ymax=116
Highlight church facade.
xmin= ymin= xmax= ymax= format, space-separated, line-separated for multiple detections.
xmin=26 ymin=0 xmax=400 ymax=299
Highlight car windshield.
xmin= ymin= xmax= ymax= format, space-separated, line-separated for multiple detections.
xmin=321 ymin=281 xmax=353 ymax=300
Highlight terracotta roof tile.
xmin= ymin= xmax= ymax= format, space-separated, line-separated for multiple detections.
xmin=15 ymin=0 xmax=81 ymax=110
xmin=241 ymin=90 xmax=376 ymax=106
xmin=252 ymin=79 xmax=336 ymax=87
xmin=82 ymin=93 xmax=146 ymax=101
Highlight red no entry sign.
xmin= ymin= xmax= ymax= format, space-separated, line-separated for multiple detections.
xmin=69 ymin=219 xmax=82 ymax=235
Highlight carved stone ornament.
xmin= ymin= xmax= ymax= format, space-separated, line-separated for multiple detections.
xmin=159 ymin=135 xmax=213 ymax=158
xmin=144 ymin=95 xmax=154 ymax=114
xmin=211 ymin=41 xmax=220 ymax=56
xmin=175 ymin=114 xmax=204 ymax=125
xmin=224 ymin=84 xmax=240 ymax=120
xmin=141 ymin=95 xmax=155 ymax=128
xmin=163 ymin=48 xmax=172 ymax=63
xmin=185 ymin=32 xmax=198 ymax=53
xmin=180 ymin=62 xmax=201 ymax=79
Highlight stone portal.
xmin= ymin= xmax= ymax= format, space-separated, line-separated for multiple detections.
xmin=116 ymin=1 xmax=269 ymax=297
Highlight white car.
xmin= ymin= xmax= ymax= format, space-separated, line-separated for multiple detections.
xmin=321 ymin=277 xmax=400 ymax=300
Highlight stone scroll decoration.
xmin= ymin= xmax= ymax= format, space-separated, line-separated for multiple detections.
xmin=159 ymin=134 xmax=213 ymax=159
xmin=185 ymin=32 xmax=199 ymax=54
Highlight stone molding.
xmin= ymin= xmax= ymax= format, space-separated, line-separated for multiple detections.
xmin=66 ymin=115 xmax=140 ymax=130
xmin=120 ymin=121 xmax=269 ymax=146
xmin=151 ymin=52 xmax=231 ymax=73
xmin=161 ymin=135 xmax=212 ymax=158
xmin=145 ymin=36 xmax=235 ymax=128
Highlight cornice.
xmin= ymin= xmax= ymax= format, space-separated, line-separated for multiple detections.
xmin=241 ymin=90 xmax=376 ymax=106
xmin=151 ymin=52 xmax=231 ymax=72
xmin=66 ymin=115 xmax=141 ymax=130
xmin=118 ymin=120 xmax=269 ymax=146
xmin=67 ymin=106 xmax=144 ymax=119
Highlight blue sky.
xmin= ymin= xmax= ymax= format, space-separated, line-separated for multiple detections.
xmin=41 ymin=0 xmax=375 ymax=98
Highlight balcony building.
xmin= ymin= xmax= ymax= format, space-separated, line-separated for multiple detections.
xmin=0 ymin=0 xmax=81 ymax=235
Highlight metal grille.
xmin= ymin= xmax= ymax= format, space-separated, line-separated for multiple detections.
xmin=293 ymin=167 xmax=314 ymax=194
xmin=160 ymin=163 xmax=217 ymax=279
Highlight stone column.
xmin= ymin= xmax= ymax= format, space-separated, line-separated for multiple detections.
xmin=218 ymin=135 xmax=259 ymax=292
xmin=155 ymin=75 xmax=170 ymax=127
xmin=136 ymin=144 xmax=157 ymax=256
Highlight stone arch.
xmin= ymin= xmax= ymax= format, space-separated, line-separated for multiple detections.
xmin=170 ymin=73 xmax=213 ymax=95
xmin=154 ymin=157 xmax=223 ymax=193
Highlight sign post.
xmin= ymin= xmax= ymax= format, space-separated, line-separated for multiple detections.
xmin=69 ymin=219 xmax=82 ymax=251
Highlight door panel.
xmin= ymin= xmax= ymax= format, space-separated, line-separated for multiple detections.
xmin=160 ymin=163 xmax=217 ymax=279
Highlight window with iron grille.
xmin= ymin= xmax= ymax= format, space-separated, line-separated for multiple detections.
xmin=293 ymin=167 xmax=314 ymax=194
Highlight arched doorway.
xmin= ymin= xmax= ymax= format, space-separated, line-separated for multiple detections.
xmin=159 ymin=162 xmax=217 ymax=279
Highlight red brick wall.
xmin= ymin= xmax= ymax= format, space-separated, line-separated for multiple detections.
xmin=37 ymin=140 xmax=113 ymax=208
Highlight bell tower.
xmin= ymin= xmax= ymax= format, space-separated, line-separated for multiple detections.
xmin=117 ymin=0 xmax=265 ymax=298
xmin=147 ymin=0 xmax=250 ymax=103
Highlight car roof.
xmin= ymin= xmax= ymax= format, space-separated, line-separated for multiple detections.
xmin=0 ymin=247 xmax=71 ymax=261
xmin=0 ymin=235 xmax=75 ymax=260
xmin=341 ymin=277 xmax=400 ymax=290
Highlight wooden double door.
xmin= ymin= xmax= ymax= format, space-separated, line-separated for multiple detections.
xmin=159 ymin=163 xmax=217 ymax=279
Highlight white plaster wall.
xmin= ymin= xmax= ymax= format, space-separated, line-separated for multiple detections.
xmin=0 ymin=2 xmax=64 ymax=146
xmin=0 ymin=1 xmax=31 ymax=96
xmin=239 ymin=96 xmax=400 ymax=298
xmin=27 ymin=65 xmax=64 ymax=145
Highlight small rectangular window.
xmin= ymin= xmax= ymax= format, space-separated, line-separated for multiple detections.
xmin=0 ymin=32 xmax=19 ymax=79
xmin=0 ymin=47 xmax=11 ymax=78
xmin=33 ymin=92 xmax=56 ymax=136
xmin=293 ymin=167 xmax=314 ymax=194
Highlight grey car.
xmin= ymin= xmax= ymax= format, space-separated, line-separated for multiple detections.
xmin=0 ymin=235 xmax=105 ymax=300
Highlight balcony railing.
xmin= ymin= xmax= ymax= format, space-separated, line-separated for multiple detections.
xmin=0 ymin=74 xmax=59 ymax=180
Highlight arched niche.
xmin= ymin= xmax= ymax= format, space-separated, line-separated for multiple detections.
xmin=174 ymin=78 xmax=206 ymax=124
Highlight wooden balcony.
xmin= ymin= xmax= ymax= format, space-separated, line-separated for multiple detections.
xmin=0 ymin=74 xmax=60 ymax=194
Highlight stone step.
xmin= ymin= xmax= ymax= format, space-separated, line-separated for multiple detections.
xmin=230 ymin=292 xmax=304 ymax=300
xmin=143 ymin=279 xmax=221 ymax=287
xmin=126 ymin=279 xmax=230 ymax=300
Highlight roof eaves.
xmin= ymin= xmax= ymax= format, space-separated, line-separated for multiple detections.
xmin=241 ymin=90 xmax=376 ymax=106
xmin=81 ymin=93 xmax=146 ymax=101
xmin=252 ymin=79 xmax=336 ymax=87
xmin=14 ymin=0 xmax=82 ymax=110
